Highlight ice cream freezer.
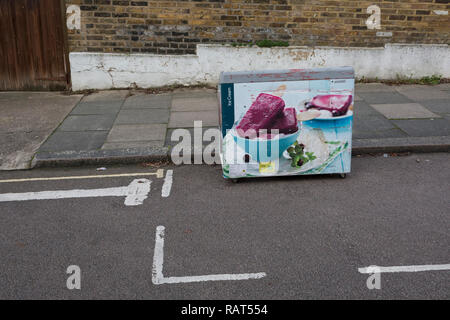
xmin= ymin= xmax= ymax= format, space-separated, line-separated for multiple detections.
xmin=218 ymin=67 xmax=355 ymax=180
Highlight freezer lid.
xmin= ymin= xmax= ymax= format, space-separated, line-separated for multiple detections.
xmin=219 ymin=66 xmax=355 ymax=84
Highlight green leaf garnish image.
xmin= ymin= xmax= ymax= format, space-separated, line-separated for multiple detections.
xmin=288 ymin=142 xmax=315 ymax=168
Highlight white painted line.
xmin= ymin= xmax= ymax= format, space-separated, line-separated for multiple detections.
xmin=151 ymin=226 xmax=267 ymax=285
xmin=124 ymin=179 xmax=152 ymax=206
xmin=159 ymin=273 xmax=267 ymax=284
xmin=358 ymin=264 xmax=450 ymax=274
xmin=152 ymin=225 xmax=165 ymax=281
xmin=0 ymin=179 xmax=151 ymax=206
xmin=433 ymin=10 xmax=448 ymax=15
xmin=161 ymin=170 xmax=173 ymax=198
xmin=0 ymin=170 xmax=164 ymax=184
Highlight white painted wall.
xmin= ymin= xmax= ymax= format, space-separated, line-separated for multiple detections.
xmin=70 ymin=44 xmax=449 ymax=90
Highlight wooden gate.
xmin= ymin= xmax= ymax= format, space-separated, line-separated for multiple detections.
xmin=0 ymin=0 xmax=69 ymax=91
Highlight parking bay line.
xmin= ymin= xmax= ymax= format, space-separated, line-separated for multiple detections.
xmin=0 ymin=169 xmax=164 ymax=184
xmin=0 ymin=179 xmax=151 ymax=206
xmin=152 ymin=226 xmax=266 ymax=285
xmin=161 ymin=170 xmax=173 ymax=198
xmin=358 ymin=264 xmax=450 ymax=274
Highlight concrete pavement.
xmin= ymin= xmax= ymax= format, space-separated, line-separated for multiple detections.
xmin=0 ymin=152 xmax=448 ymax=299
xmin=1 ymin=83 xmax=449 ymax=169
xmin=35 ymin=83 xmax=450 ymax=167
xmin=0 ymin=92 xmax=82 ymax=170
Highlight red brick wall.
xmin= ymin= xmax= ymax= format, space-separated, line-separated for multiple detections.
xmin=66 ymin=0 xmax=450 ymax=55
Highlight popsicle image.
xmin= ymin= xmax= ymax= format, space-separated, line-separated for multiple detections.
xmin=306 ymin=95 xmax=353 ymax=117
xmin=236 ymin=93 xmax=285 ymax=138
xmin=270 ymin=108 xmax=298 ymax=134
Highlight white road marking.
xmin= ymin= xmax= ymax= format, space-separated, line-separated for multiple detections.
xmin=358 ymin=264 xmax=450 ymax=274
xmin=151 ymin=226 xmax=266 ymax=285
xmin=0 ymin=179 xmax=151 ymax=206
xmin=152 ymin=226 xmax=165 ymax=281
xmin=159 ymin=273 xmax=266 ymax=284
xmin=0 ymin=169 xmax=164 ymax=184
xmin=124 ymin=179 xmax=152 ymax=206
xmin=161 ymin=170 xmax=173 ymax=198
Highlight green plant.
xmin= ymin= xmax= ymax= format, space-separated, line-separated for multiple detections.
xmin=231 ymin=42 xmax=253 ymax=47
xmin=417 ymin=75 xmax=442 ymax=85
xmin=255 ymin=40 xmax=289 ymax=48
xmin=356 ymin=74 xmax=447 ymax=85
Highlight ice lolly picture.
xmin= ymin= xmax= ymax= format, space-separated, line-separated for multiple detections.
xmin=236 ymin=93 xmax=285 ymax=138
xmin=306 ymin=95 xmax=353 ymax=117
xmin=270 ymin=108 xmax=298 ymax=134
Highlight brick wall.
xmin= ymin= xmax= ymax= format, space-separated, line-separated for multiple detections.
xmin=66 ymin=0 xmax=450 ymax=55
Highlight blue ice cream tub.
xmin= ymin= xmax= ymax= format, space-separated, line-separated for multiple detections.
xmin=231 ymin=129 xmax=300 ymax=162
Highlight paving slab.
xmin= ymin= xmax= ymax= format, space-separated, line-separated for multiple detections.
xmin=81 ymin=90 xmax=129 ymax=102
xmin=70 ymin=100 xmax=123 ymax=115
xmin=39 ymin=131 xmax=109 ymax=152
xmin=122 ymin=93 xmax=172 ymax=109
xmin=172 ymin=95 xmax=219 ymax=112
xmin=357 ymin=91 xmax=412 ymax=104
xmin=353 ymin=114 xmax=399 ymax=132
xmin=419 ymin=99 xmax=450 ymax=114
xmin=58 ymin=114 xmax=117 ymax=131
xmin=353 ymin=100 xmax=382 ymax=117
xmin=115 ymin=109 xmax=170 ymax=125
xmin=371 ymin=103 xmax=440 ymax=119
xmin=353 ymin=128 xmax=408 ymax=139
xmin=355 ymin=83 xmax=397 ymax=92
xmin=391 ymin=118 xmax=450 ymax=137
xmin=106 ymin=124 xmax=167 ymax=142
xmin=0 ymin=93 xmax=82 ymax=133
xmin=172 ymin=88 xmax=217 ymax=98
xmin=169 ymin=111 xmax=219 ymax=128
xmin=394 ymin=85 xmax=450 ymax=101
xmin=353 ymin=114 xmax=408 ymax=139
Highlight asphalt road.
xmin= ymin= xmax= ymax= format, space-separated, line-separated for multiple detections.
xmin=0 ymin=152 xmax=449 ymax=299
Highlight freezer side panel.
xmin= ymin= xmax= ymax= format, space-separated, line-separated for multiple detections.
xmin=219 ymin=83 xmax=235 ymax=138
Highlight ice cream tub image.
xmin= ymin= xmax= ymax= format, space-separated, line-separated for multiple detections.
xmin=219 ymin=67 xmax=355 ymax=180
xmin=231 ymin=129 xmax=300 ymax=163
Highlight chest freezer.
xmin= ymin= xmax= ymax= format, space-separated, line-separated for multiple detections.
xmin=219 ymin=67 xmax=355 ymax=180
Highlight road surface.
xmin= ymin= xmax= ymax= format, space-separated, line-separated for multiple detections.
xmin=0 ymin=152 xmax=448 ymax=299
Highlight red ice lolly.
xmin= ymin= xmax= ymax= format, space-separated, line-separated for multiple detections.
xmin=270 ymin=108 xmax=298 ymax=134
xmin=306 ymin=95 xmax=352 ymax=117
xmin=236 ymin=93 xmax=285 ymax=138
